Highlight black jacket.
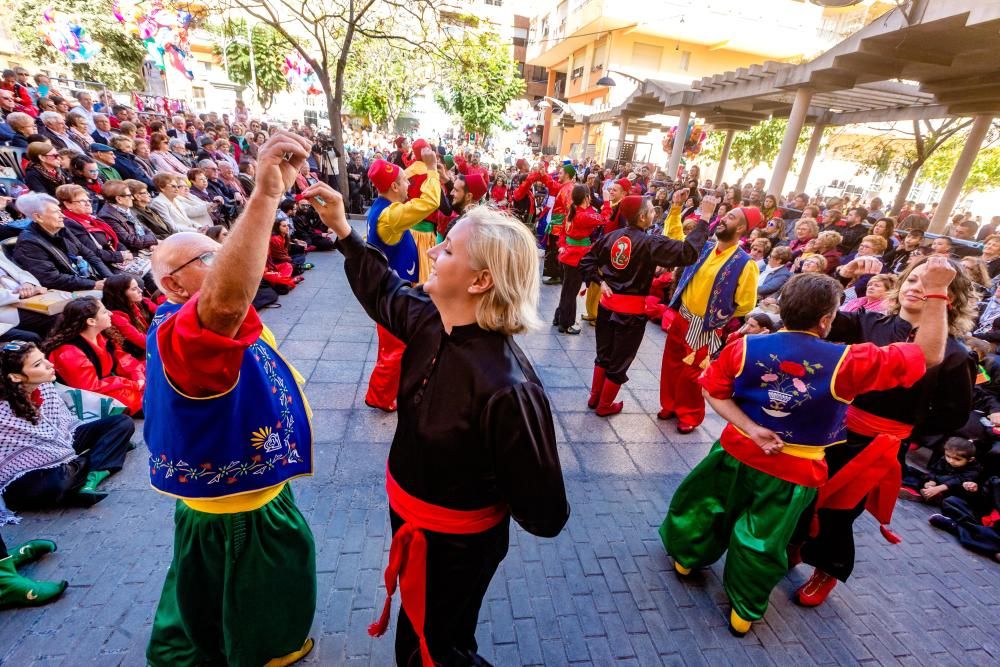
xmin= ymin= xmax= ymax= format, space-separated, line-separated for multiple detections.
xmin=63 ymin=217 xmax=126 ymax=266
xmin=23 ymin=165 xmax=68 ymax=197
xmin=112 ymin=150 xmax=155 ymax=190
xmin=13 ymin=222 xmax=113 ymax=291
xmin=96 ymin=204 xmax=158 ymax=252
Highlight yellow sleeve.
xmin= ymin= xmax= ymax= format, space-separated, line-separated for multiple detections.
xmin=664 ymin=204 xmax=684 ymax=241
xmin=732 ymin=260 xmax=760 ymax=318
xmin=377 ymin=169 xmax=441 ymax=246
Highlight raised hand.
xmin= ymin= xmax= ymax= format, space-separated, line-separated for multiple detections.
xmin=921 ymin=254 xmax=957 ymax=293
xmin=255 ymin=131 xmax=313 ymax=199
xmin=301 ymin=181 xmax=349 ymax=239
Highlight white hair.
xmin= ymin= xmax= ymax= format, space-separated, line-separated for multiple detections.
xmin=197 ymin=159 xmax=217 ymax=169
xmin=14 ymin=192 xmax=58 ymax=218
xmin=39 ymin=111 xmax=63 ymax=126
xmin=5 ymin=111 xmax=32 ymax=127
xmin=168 ymin=137 xmax=187 ymax=150
xmin=93 ymin=113 xmax=108 ymax=121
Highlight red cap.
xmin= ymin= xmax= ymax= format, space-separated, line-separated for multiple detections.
xmin=515 ymin=158 xmax=528 ymax=170
xmin=394 ymin=136 xmax=407 ymax=148
xmin=736 ymin=206 xmax=764 ymax=230
xmin=368 ymin=159 xmax=401 ymax=194
xmin=463 ymin=173 xmax=488 ymax=202
xmin=616 ymin=178 xmax=632 ymax=191
xmin=619 ymin=195 xmax=644 ymax=224
xmin=411 ymin=138 xmax=428 ymax=158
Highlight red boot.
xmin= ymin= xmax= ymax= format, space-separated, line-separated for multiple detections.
xmin=794 ymin=568 xmax=837 ymax=607
xmin=595 ymin=380 xmax=624 ymax=417
xmin=588 ymin=366 xmax=607 ymax=409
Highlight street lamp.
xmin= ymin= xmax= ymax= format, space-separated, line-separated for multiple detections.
xmin=596 ymin=69 xmax=645 ymax=88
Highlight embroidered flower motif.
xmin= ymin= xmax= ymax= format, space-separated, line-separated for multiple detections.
xmin=792 ymin=378 xmax=808 ymax=393
xmin=779 ymin=360 xmax=806 ymax=377
xmin=761 ymin=373 xmax=779 ymax=383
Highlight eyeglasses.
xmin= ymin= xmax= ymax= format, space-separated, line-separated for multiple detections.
xmin=68 ymin=198 xmax=91 ymax=204
xmin=118 ymin=194 xmax=134 ymax=199
xmin=167 ymin=250 xmax=216 ymax=276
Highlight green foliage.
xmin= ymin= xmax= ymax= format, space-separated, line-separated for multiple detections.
xmin=210 ymin=19 xmax=290 ymax=110
xmin=8 ymin=0 xmax=147 ymax=90
xmin=918 ymin=128 xmax=1000 ymax=198
xmin=702 ymin=119 xmax=808 ymax=180
xmin=344 ymin=39 xmax=432 ymax=131
xmin=835 ymin=134 xmax=913 ymax=181
xmin=435 ymin=30 xmax=524 ymax=138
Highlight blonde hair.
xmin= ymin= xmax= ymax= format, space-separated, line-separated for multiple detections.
xmin=795 ymin=217 xmax=819 ymax=238
xmin=862 ymin=234 xmax=887 ymax=254
xmin=462 ymin=206 xmax=542 ymax=335
xmin=887 ymin=255 xmax=977 ymax=337
xmin=816 ymin=230 xmax=842 ymax=251
xmin=867 ymin=273 xmax=896 ymax=291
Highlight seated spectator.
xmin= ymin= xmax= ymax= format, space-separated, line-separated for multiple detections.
xmin=38 ymin=111 xmax=85 ymax=155
xmin=109 ymin=135 xmax=154 ymax=189
xmin=870 ymin=217 xmax=898 ymax=250
xmin=44 ymin=296 xmax=145 ymax=415
xmin=65 ymin=113 xmax=93 ymax=152
xmin=291 ymin=200 xmax=336 ymax=251
xmin=238 ymin=161 xmax=255 ymax=196
xmin=97 ymin=180 xmax=158 ymax=253
xmin=131 ymin=138 xmax=157 ymax=180
xmin=268 ymin=218 xmax=307 ymax=281
xmin=68 ymin=154 xmax=104 ymax=207
xmin=928 ymin=477 xmax=1000 ymax=563
xmin=204 ymin=225 xmax=228 ymax=243
xmin=867 ymin=197 xmax=886 ymax=220
xmin=788 ymin=218 xmax=819 ymax=256
xmin=90 ymin=144 xmax=121 ymax=182
xmin=898 ymin=212 xmax=929 ymax=233
xmin=4 ymin=111 xmax=35 ymax=147
xmin=887 ymin=229 xmax=925 ymax=273
xmin=980 ymin=234 xmax=1000 ymax=279
xmin=0 ymin=251 xmax=51 ymax=343
xmin=757 ymin=246 xmax=794 ymax=298
xmin=961 ymin=257 xmax=991 ymax=294
xmin=24 ymin=142 xmax=68 ymax=197
xmin=797 ymin=254 xmax=827 ymax=275
xmin=126 ymin=179 xmax=173 ymax=240
xmin=168 ymin=137 xmax=194 ymax=169
xmin=149 ymin=173 xmax=200 ymax=232
xmin=181 ymin=169 xmax=219 ymax=228
xmin=725 ymin=312 xmax=777 ymax=345
xmin=56 ymin=183 xmax=132 ymax=271
xmin=148 ymin=133 xmax=188 ymax=175
xmin=0 ymin=340 xmax=133 ymax=516
xmin=101 ymin=274 xmax=156 ymax=357
xmin=0 ymin=524 xmax=68 ymax=608
xmin=813 ymin=230 xmax=842 ymax=275
xmin=13 ymin=193 xmax=111 ymax=291
xmin=900 ymin=437 xmax=981 ymax=504
xmin=748 ymin=237 xmax=771 ymax=270
xmin=837 ymin=234 xmax=888 ymax=299
xmin=840 ymin=273 xmax=895 ymax=314
xmin=931 ymin=235 xmax=954 ymax=257
xmin=91 ymin=113 xmax=114 ymax=144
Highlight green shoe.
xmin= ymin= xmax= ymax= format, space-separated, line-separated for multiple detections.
xmin=81 ymin=470 xmax=111 ymax=493
xmin=0 ymin=556 xmax=67 ymax=609
xmin=11 ymin=540 xmax=57 ymax=568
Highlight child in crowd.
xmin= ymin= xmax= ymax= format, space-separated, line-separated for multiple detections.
xmin=725 ymin=313 xmax=777 ymax=345
xmin=900 ymin=437 xmax=982 ymax=503
xmin=929 ymin=475 xmax=1000 ymax=562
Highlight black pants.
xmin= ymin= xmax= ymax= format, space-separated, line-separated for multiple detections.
xmin=940 ymin=496 xmax=1000 ymax=557
xmin=0 ymin=308 xmax=54 ymax=342
xmin=795 ymin=431 xmax=872 ymax=582
xmin=594 ymin=305 xmax=647 ymax=385
xmin=0 ymin=327 xmax=41 ymax=344
xmin=390 ymin=511 xmax=509 ymax=667
xmin=542 ymin=235 xmax=561 ymax=279
xmin=2 ymin=415 xmax=134 ymax=510
xmin=0 ymin=531 xmax=7 ymax=559
xmin=555 ymin=264 xmax=583 ymax=329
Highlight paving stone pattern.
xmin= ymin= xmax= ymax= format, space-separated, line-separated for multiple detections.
xmin=2 ymin=229 xmax=998 ymax=666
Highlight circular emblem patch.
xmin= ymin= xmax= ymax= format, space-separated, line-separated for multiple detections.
xmin=610 ymin=236 xmax=632 ymax=270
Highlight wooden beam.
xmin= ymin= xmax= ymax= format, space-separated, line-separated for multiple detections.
xmin=922 ymin=72 xmax=1000 ymax=94
xmin=946 ymin=100 xmax=1000 ymax=115
xmin=828 ymin=104 xmax=952 ymax=126
xmin=935 ymin=86 xmax=1000 ymax=104
xmin=858 ymin=41 xmax=956 ymax=67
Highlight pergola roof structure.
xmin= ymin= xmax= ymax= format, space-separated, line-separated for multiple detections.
xmin=573 ymin=1 xmax=1000 ymax=131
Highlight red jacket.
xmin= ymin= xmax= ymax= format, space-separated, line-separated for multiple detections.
xmin=109 ymin=299 xmax=157 ymax=352
xmin=50 ymin=334 xmax=146 ymax=414
xmin=559 ymin=201 xmax=610 ymax=267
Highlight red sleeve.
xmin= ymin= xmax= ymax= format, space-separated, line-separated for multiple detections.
xmin=454 ymin=154 xmax=469 ymax=175
xmin=156 ymin=294 xmax=263 ymax=397
xmin=111 ymin=310 xmax=148 ymax=351
xmin=114 ymin=345 xmax=146 ymax=382
xmin=698 ymin=338 xmax=745 ymax=399
xmin=512 ymin=173 xmax=537 ymax=200
xmin=50 ymin=344 xmax=144 ymax=414
xmin=834 ymin=342 xmax=926 ymax=402
xmin=539 ymin=172 xmax=561 ymax=195
xmin=269 ymin=235 xmax=291 ymax=263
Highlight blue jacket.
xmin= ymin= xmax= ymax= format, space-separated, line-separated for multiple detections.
xmin=112 ymin=150 xmax=155 ymax=190
xmin=757 ymin=264 xmax=792 ymax=298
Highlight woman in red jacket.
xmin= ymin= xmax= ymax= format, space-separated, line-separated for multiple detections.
xmin=44 ymin=296 xmax=146 ymax=415
xmin=554 ymin=184 xmax=610 ymax=334
xmin=101 ymin=274 xmax=157 ymax=359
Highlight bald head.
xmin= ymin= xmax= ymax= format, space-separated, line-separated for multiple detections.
xmin=152 ymin=232 xmax=221 ymax=299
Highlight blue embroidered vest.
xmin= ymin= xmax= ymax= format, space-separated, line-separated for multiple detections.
xmin=143 ymin=302 xmax=312 ymax=499
xmin=670 ymin=241 xmax=751 ymax=331
xmin=733 ymin=331 xmax=850 ymax=447
xmin=366 ymin=196 xmax=418 ymax=282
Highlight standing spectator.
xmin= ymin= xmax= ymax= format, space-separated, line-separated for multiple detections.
xmin=976 ymin=215 xmax=999 ymax=241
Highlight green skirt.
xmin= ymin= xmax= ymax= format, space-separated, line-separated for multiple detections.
xmin=659 ymin=441 xmax=816 ymax=621
xmin=147 ymin=485 xmax=316 ymax=667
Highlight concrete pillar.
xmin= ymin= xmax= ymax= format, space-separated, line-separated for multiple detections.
xmin=614 ymin=115 xmax=630 ymax=167
xmin=556 ymin=125 xmax=565 ymax=157
xmin=794 ymin=122 xmax=825 ymax=195
xmin=541 ymin=70 xmax=556 ymax=150
xmin=581 ymin=121 xmax=591 ymax=159
xmin=667 ymin=106 xmax=691 ymax=180
xmin=929 ymin=114 xmax=993 ymax=233
xmin=714 ymin=129 xmax=735 ymax=185
xmin=768 ymin=87 xmax=813 ymax=198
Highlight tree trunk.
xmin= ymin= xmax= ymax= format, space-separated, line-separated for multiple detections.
xmin=891 ymin=160 xmax=923 ymax=215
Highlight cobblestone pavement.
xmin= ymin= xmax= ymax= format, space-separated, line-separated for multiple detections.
xmin=2 ymin=230 xmax=998 ymax=666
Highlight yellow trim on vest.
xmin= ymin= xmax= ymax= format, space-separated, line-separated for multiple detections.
xmin=732 ymin=425 xmax=843 ymax=460
xmin=181 ymin=482 xmax=285 ymax=513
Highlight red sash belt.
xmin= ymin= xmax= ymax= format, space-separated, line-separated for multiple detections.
xmin=369 ymin=466 xmax=507 ymax=666
xmin=600 ymin=293 xmax=647 ymax=315
xmin=815 ymin=407 xmax=913 ymax=544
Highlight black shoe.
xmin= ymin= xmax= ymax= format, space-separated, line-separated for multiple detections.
xmin=558 ymin=325 xmax=581 ymax=335
xmin=928 ymin=513 xmax=958 ymax=535
xmin=542 ymin=277 xmax=561 ymax=285
xmin=68 ymin=489 xmax=109 ymax=507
